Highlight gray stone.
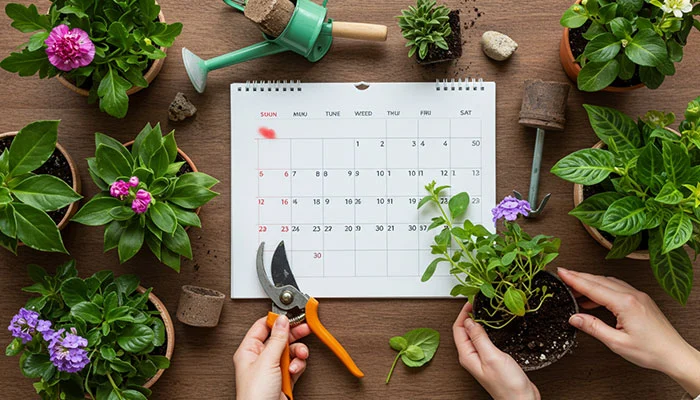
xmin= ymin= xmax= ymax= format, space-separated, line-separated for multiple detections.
xmin=481 ymin=31 xmax=518 ymax=61
xmin=168 ymin=92 xmax=197 ymax=122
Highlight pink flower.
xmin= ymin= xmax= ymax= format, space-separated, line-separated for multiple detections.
xmin=44 ymin=24 xmax=95 ymax=72
xmin=131 ymin=190 xmax=152 ymax=214
xmin=110 ymin=180 xmax=130 ymax=200
xmin=128 ymin=176 xmax=139 ymax=187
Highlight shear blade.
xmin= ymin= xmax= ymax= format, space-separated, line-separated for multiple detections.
xmin=271 ymin=241 xmax=300 ymax=290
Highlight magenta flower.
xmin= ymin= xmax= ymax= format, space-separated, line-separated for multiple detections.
xmin=491 ymin=196 xmax=531 ymax=223
xmin=128 ymin=176 xmax=140 ymax=187
xmin=132 ymin=189 xmax=152 ymax=214
xmin=45 ymin=24 xmax=95 ymax=72
xmin=110 ymin=180 xmax=130 ymax=200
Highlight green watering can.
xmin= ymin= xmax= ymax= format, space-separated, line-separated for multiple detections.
xmin=183 ymin=0 xmax=388 ymax=93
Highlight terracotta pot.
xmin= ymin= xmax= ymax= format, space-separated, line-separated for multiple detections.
xmin=137 ymin=286 xmax=175 ymax=389
xmin=57 ymin=10 xmax=167 ymax=97
xmin=559 ymin=3 xmax=644 ymax=93
xmin=0 ymin=131 xmax=81 ymax=233
xmin=572 ymin=128 xmax=681 ymax=260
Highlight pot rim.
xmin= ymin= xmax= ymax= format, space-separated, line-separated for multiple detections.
xmin=56 ymin=10 xmax=167 ymax=97
xmin=137 ymin=286 xmax=175 ymax=389
xmin=0 ymin=131 xmax=81 ymax=232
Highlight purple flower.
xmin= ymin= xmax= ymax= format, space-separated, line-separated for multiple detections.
xmin=491 ymin=196 xmax=531 ymax=223
xmin=45 ymin=25 xmax=95 ymax=72
xmin=47 ymin=328 xmax=90 ymax=373
xmin=7 ymin=308 xmax=40 ymax=343
xmin=110 ymin=180 xmax=130 ymax=200
xmin=128 ymin=176 xmax=140 ymax=187
xmin=131 ymin=189 xmax=152 ymax=214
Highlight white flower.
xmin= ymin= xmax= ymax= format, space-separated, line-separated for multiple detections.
xmin=660 ymin=0 xmax=693 ymax=18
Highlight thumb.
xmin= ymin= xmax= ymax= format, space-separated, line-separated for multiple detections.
xmin=569 ymin=313 xmax=626 ymax=349
xmin=259 ymin=315 xmax=290 ymax=365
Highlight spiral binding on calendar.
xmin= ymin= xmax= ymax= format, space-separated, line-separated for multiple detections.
xmin=239 ymin=80 xmax=303 ymax=92
xmin=435 ymin=78 xmax=484 ymax=91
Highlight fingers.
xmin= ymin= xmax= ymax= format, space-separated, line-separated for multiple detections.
xmin=289 ymin=343 xmax=309 ymax=382
xmin=453 ymin=302 xmax=473 ymax=345
xmin=557 ymin=268 xmax=625 ymax=312
xmin=242 ymin=317 xmax=272 ymax=344
xmin=464 ymin=319 xmax=500 ymax=358
xmin=290 ymin=342 xmax=310 ymax=361
xmin=259 ymin=315 xmax=290 ymax=365
xmin=289 ymin=323 xmax=311 ymax=343
xmin=568 ymin=313 xmax=627 ymax=350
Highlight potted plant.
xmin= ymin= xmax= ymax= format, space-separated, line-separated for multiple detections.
xmin=551 ymin=97 xmax=700 ymax=305
xmin=0 ymin=120 xmax=81 ymax=254
xmin=1 ymin=1 xmax=182 ymax=118
xmin=559 ymin=0 xmax=699 ymax=92
xmin=72 ymin=123 xmax=219 ymax=271
xmin=397 ymin=0 xmax=462 ymax=64
xmin=419 ymin=182 xmax=578 ymax=370
xmin=5 ymin=261 xmax=174 ymax=399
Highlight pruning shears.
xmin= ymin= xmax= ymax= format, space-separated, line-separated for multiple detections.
xmin=256 ymin=241 xmax=364 ymax=400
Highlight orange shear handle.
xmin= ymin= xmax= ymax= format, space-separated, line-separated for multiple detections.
xmin=305 ymin=297 xmax=365 ymax=378
xmin=266 ymin=312 xmax=294 ymax=400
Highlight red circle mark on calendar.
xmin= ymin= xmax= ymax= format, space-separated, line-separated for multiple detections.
xmin=258 ymin=127 xmax=276 ymax=139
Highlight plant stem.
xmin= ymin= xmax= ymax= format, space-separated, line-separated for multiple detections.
xmin=385 ymin=351 xmax=403 ymax=384
xmin=107 ymin=373 xmax=125 ymax=400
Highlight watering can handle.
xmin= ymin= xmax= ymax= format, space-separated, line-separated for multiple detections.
xmin=331 ymin=22 xmax=388 ymax=41
xmin=223 ymin=0 xmax=245 ymax=12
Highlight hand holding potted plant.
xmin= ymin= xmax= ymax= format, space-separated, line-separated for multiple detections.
xmin=419 ymin=182 xmax=578 ymax=370
xmin=551 ymin=97 xmax=700 ymax=304
xmin=5 ymin=261 xmax=174 ymax=399
xmin=398 ymin=0 xmax=462 ymax=64
xmin=72 ymin=123 xmax=219 ymax=271
xmin=1 ymin=1 xmax=182 ymax=118
xmin=560 ymin=0 xmax=700 ymax=92
xmin=0 ymin=120 xmax=81 ymax=254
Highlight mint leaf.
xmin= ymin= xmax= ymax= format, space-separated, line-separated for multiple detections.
xmin=98 ymin=67 xmax=131 ymax=119
xmin=385 ymin=328 xmax=439 ymax=384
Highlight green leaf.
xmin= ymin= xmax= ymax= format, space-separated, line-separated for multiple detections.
xmin=118 ymin=324 xmax=155 ymax=353
xmin=560 ymin=4 xmax=588 ymax=28
xmin=448 ymin=192 xmax=469 ymax=219
xmin=71 ymin=301 xmax=103 ymax=324
xmin=118 ymin=220 xmax=145 ymax=263
xmin=163 ymin=224 xmax=192 ymax=259
xmin=609 ymin=17 xmax=633 ymax=40
xmin=655 ymin=182 xmax=684 ymax=204
xmin=150 ymin=355 xmax=170 ymax=369
xmin=606 ymin=233 xmax=642 ymax=259
xmin=8 ymin=120 xmax=58 ymax=176
xmin=148 ymin=146 xmax=169 ymax=178
xmin=637 ymin=142 xmax=664 ymax=190
xmin=578 ymin=59 xmax=619 ymax=92
xmin=150 ymin=23 xmax=183 ymax=47
xmin=0 ymin=187 xmax=12 ymax=205
xmin=100 ymin=347 xmax=117 ymax=361
xmin=104 ymin=220 xmax=125 ymax=252
xmin=0 ymin=229 xmax=18 ymax=254
xmin=60 ymin=277 xmax=89 ymax=307
xmin=649 ymin=229 xmax=693 ymax=305
xmin=152 ymin=317 xmax=166 ymax=347
xmin=13 ymin=203 xmax=66 ymax=253
xmin=95 ymin=132 xmax=133 ymax=165
xmin=160 ymin=246 xmax=181 ymax=272
xmin=617 ymin=0 xmax=643 ymax=17
xmin=73 ymin=197 xmax=123 ymax=226
xmin=148 ymin=202 xmax=177 ymax=234
xmin=96 ymin=144 xmax=133 ymax=184
xmin=12 ymin=175 xmax=81 ymax=211
xmin=135 ymin=123 xmax=163 ymax=165
xmin=110 ymin=206 xmax=135 ymax=221
xmin=663 ymin=213 xmax=692 ymax=254
xmin=550 ymin=148 xmax=616 ymax=185
xmin=27 ymin=31 xmax=49 ymax=52
xmin=400 ymin=328 xmax=440 ymax=367
xmin=421 ymin=258 xmax=445 ymax=282
xmin=22 ymin=353 xmax=55 ymax=381
xmin=617 ymin=53 xmax=635 ymax=80
xmin=5 ymin=337 xmax=23 ymax=356
xmin=597 ymin=3 xmax=617 ymax=23
xmin=176 ymin=172 xmax=219 ymax=189
xmin=569 ymin=192 xmax=624 ymax=229
xmin=57 ymin=5 xmax=88 ymax=18
xmin=584 ymin=33 xmax=621 ymax=62
xmin=405 ymin=345 xmax=425 ymax=361
xmin=168 ymin=185 xmax=218 ymax=209
xmin=97 ymin=67 xmax=131 ymax=119
xmin=662 ymin=142 xmax=690 ymax=185
xmin=639 ymin=65 xmax=665 ymax=89
xmin=162 ymin=131 xmax=178 ymax=163
xmin=667 ymin=40 xmax=683 ymax=63
xmin=0 ymin=204 xmax=18 ymax=238
xmin=390 ymin=336 xmax=408 ymax=351
xmin=601 ymin=196 xmax=647 ymax=236
xmin=625 ymin=29 xmax=668 ymax=67
xmin=5 ymin=4 xmax=50 ymax=32
xmin=503 ymin=287 xmax=526 ymax=316
xmin=106 ymin=22 xmax=132 ymax=50
xmin=583 ymin=104 xmax=641 ymax=150
xmin=122 ymin=389 xmax=148 ymax=400
xmin=480 ymin=282 xmax=496 ymax=298
xmin=0 ymin=48 xmax=54 ymax=78
xmin=170 ymin=204 xmax=201 ymax=228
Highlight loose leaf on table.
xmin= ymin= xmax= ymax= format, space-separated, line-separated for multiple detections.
xmin=385 ymin=328 xmax=440 ymax=383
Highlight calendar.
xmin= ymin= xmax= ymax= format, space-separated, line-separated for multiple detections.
xmin=231 ymin=80 xmax=496 ymax=298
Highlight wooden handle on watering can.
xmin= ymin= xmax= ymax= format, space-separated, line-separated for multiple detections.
xmin=331 ymin=22 xmax=388 ymax=41
xmin=266 ymin=312 xmax=293 ymax=400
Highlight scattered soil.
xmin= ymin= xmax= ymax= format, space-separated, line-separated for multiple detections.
xmin=569 ymin=22 xmax=642 ymax=88
xmin=473 ymin=271 xmax=577 ymax=370
xmin=417 ymin=10 xmax=463 ymax=65
xmin=0 ymin=137 xmax=74 ymax=225
xmin=582 ymin=183 xmax=649 ymax=250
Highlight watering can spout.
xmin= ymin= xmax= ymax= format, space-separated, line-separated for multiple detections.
xmin=182 ymin=48 xmax=207 ymax=94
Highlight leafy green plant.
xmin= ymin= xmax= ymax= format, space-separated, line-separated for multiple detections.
xmin=72 ymin=123 xmax=219 ymax=271
xmin=420 ymin=182 xmax=560 ymax=328
xmin=385 ymin=328 xmax=439 ymax=383
xmin=1 ymin=0 xmax=183 ymax=118
xmin=5 ymin=261 xmax=170 ymax=400
xmin=560 ymin=0 xmax=700 ymax=91
xmin=0 ymin=120 xmax=81 ymax=254
xmin=551 ymin=98 xmax=700 ymax=304
xmin=397 ymin=0 xmax=452 ymax=59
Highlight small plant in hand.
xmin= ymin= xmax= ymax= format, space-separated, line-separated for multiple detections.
xmin=551 ymin=97 xmax=700 ymax=304
xmin=1 ymin=0 xmax=182 ymax=118
xmin=72 ymin=123 xmax=219 ymax=271
xmin=0 ymin=120 xmax=81 ymax=254
xmin=385 ymin=328 xmax=439 ymax=384
xmin=397 ymin=0 xmax=462 ymax=64
xmin=5 ymin=261 xmax=170 ymax=400
xmin=560 ymin=0 xmax=700 ymax=91
xmin=420 ymin=182 xmax=559 ymax=329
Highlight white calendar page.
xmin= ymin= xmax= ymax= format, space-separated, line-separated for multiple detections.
xmin=231 ymin=81 xmax=496 ymax=298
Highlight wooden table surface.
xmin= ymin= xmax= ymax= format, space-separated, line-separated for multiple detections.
xmin=1 ymin=0 xmax=699 ymax=399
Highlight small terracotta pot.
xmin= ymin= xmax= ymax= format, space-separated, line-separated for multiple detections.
xmin=138 ymin=286 xmax=175 ymax=389
xmin=0 ymin=131 xmax=81 ymax=232
xmin=572 ymin=128 xmax=680 ymax=260
xmin=559 ymin=3 xmax=644 ymax=93
xmin=176 ymin=285 xmax=226 ymax=327
xmin=57 ymin=10 xmax=167 ymax=97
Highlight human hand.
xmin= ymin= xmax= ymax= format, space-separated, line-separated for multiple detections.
xmin=453 ymin=302 xmax=540 ymax=400
xmin=558 ymin=267 xmax=700 ymax=397
xmin=234 ymin=316 xmax=312 ymax=400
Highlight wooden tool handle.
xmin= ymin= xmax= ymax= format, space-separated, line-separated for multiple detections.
xmin=266 ymin=312 xmax=293 ymax=400
xmin=332 ymin=21 xmax=388 ymax=41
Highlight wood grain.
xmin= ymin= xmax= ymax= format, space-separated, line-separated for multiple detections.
xmin=1 ymin=0 xmax=699 ymax=399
